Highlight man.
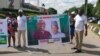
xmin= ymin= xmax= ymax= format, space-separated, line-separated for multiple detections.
xmin=17 ymin=9 xmax=27 ymax=48
xmin=72 ymin=9 xmax=88 ymax=53
xmin=70 ymin=11 xmax=76 ymax=44
xmin=51 ymin=21 xmax=65 ymax=38
xmin=33 ymin=20 xmax=51 ymax=40
xmin=6 ymin=12 xmax=17 ymax=47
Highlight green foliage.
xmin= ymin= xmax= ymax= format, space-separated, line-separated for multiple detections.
xmin=68 ymin=7 xmax=78 ymax=14
xmin=48 ymin=8 xmax=57 ymax=14
xmin=93 ymin=0 xmax=100 ymax=18
xmin=63 ymin=10 xmax=68 ymax=14
xmin=81 ymin=3 xmax=93 ymax=17
xmin=65 ymin=3 xmax=94 ymax=17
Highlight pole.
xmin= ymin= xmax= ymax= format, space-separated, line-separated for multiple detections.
xmin=42 ymin=3 xmax=45 ymax=15
xmin=37 ymin=0 xmax=39 ymax=7
xmin=85 ymin=0 xmax=88 ymax=16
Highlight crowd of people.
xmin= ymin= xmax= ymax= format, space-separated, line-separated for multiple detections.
xmin=6 ymin=8 xmax=88 ymax=53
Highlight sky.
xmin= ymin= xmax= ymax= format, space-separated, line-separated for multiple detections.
xmin=25 ymin=0 xmax=97 ymax=14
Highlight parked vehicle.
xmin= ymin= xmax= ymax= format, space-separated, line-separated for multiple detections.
xmin=88 ymin=17 xmax=99 ymax=23
xmin=98 ymin=20 xmax=100 ymax=25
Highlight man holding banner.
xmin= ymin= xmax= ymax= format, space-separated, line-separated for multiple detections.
xmin=70 ymin=11 xmax=76 ymax=44
xmin=6 ymin=12 xmax=17 ymax=47
xmin=17 ymin=9 xmax=27 ymax=48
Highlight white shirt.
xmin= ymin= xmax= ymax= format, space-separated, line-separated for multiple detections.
xmin=17 ymin=15 xmax=27 ymax=30
xmin=51 ymin=32 xmax=65 ymax=38
xmin=74 ymin=15 xmax=87 ymax=31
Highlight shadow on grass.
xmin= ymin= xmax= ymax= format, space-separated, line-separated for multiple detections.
xmin=83 ymin=43 xmax=100 ymax=48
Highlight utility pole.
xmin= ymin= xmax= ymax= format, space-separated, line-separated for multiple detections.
xmin=42 ymin=3 xmax=46 ymax=14
xmin=37 ymin=0 xmax=39 ymax=7
xmin=85 ymin=0 xmax=88 ymax=16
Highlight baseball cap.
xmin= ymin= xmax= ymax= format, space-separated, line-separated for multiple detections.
xmin=8 ymin=12 xmax=12 ymax=15
xmin=71 ymin=11 xmax=76 ymax=14
xmin=18 ymin=9 xmax=23 ymax=12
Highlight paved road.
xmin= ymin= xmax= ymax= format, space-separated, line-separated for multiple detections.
xmin=0 ymin=30 xmax=100 ymax=56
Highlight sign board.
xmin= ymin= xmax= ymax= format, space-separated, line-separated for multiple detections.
xmin=0 ymin=19 xmax=8 ymax=47
xmin=27 ymin=14 xmax=70 ymax=46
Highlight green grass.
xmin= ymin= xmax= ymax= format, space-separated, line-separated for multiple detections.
xmin=89 ymin=23 xmax=100 ymax=36
xmin=89 ymin=23 xmax=100 ymax=29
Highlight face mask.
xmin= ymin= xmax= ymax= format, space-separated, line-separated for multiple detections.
xmin=19 ymin=12 xmax=23 ymax=16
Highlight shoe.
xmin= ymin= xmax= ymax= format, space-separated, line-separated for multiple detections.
xmin=71 ymin=47 xmax=77 ymax=49
xmin=8 ymin=45 xmax=11 ymax=47
xmin=70 ymin=42 xmax=73 ymax=44
xmin=13 ymin=44 xmax=16 ymax=47
xmin=74 ymin=50 xmax=82 ymax=53
xmin=16 ymin=45 xmax=21 ymax=48
xmin=13 ymin=45 xmax=16 ymax=48
xmin=23 ymin=46 xmax=27 ymax=48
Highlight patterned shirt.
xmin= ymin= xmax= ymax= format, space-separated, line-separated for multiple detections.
xmin=7 ymin=17 xmax=17 ymax=33
xmin=33 ymin=30 xmax=51 ymax=40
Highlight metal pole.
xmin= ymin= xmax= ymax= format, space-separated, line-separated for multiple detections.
xmin=85 ymin=0 xmax=88 ymax=16
xmin=37 ymin=0 xmax=39 ymax=7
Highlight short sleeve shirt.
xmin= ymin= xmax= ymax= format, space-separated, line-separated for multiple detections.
xmin=74 ymin=15 xmax=87 ymax=31
xmin=17 ymin=15 xmax=27 ymax=30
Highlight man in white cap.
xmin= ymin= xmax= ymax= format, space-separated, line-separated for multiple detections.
xmin=17 ymin=9 xmax=27 ymax=48
xmin=70 ymin=11 xmax=76 ymax=44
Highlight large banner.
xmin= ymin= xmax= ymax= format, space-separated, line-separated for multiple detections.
xmin=27 ymin=14 xmax=70 ymax=46
xmin=0 ymin=19 xmax=8 ymax=47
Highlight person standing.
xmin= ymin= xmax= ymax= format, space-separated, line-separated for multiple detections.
xmin=6 ymin=12 xmax=17 ymax=47
xmin=17 ymin=9 xmax=27 ymax=48
xmin=72 ymin=9 xmax=88 ymax=53
xmin=70 ymin=11 xmax=76 ymax=44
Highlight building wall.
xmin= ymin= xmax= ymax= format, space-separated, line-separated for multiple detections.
xmin=0 ymin=0 xmax=23 ymax=9
xmin=0 ymin=0 xmax=9 ymax=8
xmin=13 ymin=0 xmax=21 ymax=9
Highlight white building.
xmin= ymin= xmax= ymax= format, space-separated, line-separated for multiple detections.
xmin=0 ymin=0 xmax=46 ymax=14
xmin=0 ymin=0 xmax=23 ymax=9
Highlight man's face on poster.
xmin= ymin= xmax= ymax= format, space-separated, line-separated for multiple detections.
xmin=51 ymin=25 xmax=59 ymax=34
xmin=38 ymin=20 xmax=45 ymax=31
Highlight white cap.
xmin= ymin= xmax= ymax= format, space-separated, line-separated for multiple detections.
xmin=71 ymin=11 xmax=76 ymax=14
xmin=18 ymin=9 xmax=23 ymax=12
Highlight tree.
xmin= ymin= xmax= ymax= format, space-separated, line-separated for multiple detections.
xmin=93 ymin=0 xmax=100 ymax=19
xmin=68 ymin=7 xmax=78 ymax=14
xmin=48 ymin=8 xmax=57 ymax=14
xmin=63 ymin=10 xmax=68 ymax=14
xmin=92 ymin=7 xmax=97 ymax=17
xmin=80 ymin=3 xmax=93 ymax=17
